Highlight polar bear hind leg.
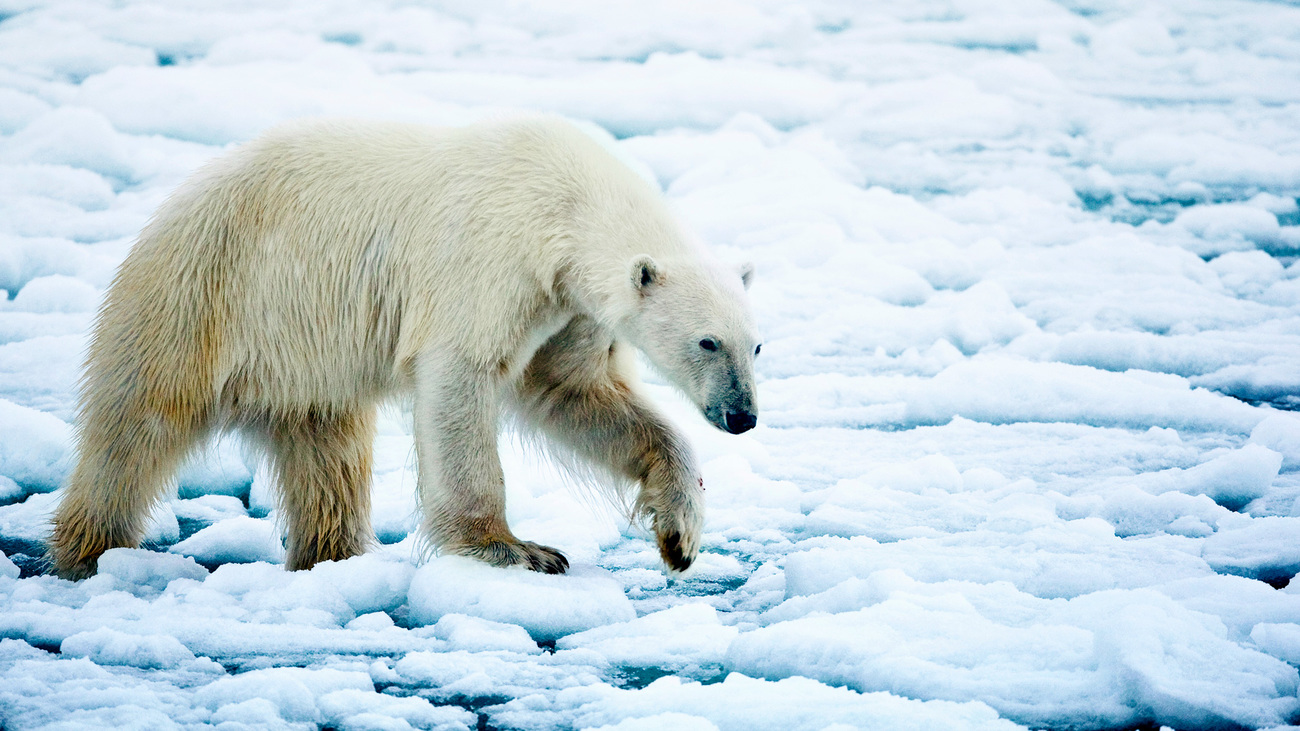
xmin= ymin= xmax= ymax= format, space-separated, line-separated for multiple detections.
xmin=50 ymin=389 xmax=210 ymax=579
xmin=265 ymin=405 xmax=376 ymax=570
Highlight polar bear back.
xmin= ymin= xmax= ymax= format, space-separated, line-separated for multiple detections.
xmin=115 ymin=117 xmax=693 ymax=411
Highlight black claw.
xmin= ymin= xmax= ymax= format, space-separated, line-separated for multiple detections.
xmin=672 ymin=553 xmax=693 ymax=572
xmin=536 ymin=548 xmax=566 ymax=574
xmin=663 ymin=531 xmax=680 ymax=553
xmin=659 ymin=531 xmax=692 ymax=572
xmin=523 ymin=542 xmax=569 ymax=574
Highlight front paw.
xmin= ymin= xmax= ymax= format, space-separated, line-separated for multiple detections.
xmin=653 ymin=496 xmax=703 ymax=574
xmin=459 ymin=539 xmax=570 ymax=574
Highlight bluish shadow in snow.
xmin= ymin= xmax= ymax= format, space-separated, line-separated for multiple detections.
xmin=614 ymin=664 xmax=728 ymax=690
xmin=175 ymin=516 xmax=207 ymax=543
xmin=946 ymin=39 xmax=1038 ymax=54
xmin=816 ymin=19 xmax=851 ymax=34
xmin=667 ymin=573 xmax=749 ymax=598
xmin=323 ymin=32 xmax=363 ymax=47
xmin=1279 ymin=203 xmax=1300 ymax=227
xmin=590 ymin=45 xmax=692 ymax=65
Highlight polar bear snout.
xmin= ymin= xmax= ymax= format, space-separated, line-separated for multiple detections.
xmin=724 ymin=409 xmax=757 ymax=434
xmin=704 ymin=386 xmax=758 ymax=434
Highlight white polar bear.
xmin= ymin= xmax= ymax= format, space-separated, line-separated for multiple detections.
xmin=49 ymin=116 xmax=760 ymax=579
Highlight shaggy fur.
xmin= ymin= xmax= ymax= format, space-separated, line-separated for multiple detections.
xmin=48 ymin=116 xmax=759 ymax=579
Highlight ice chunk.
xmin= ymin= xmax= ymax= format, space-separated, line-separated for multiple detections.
xmin=390 ymin=647 xmax=609 ymax=704
xmin=317 ymin=688 xmax=475 ymax=731
xmin=1156 ymin=574 xmax=1300 ymax=641
xmin=0 ymin=164 xmax=115 ymax=215
xmin=1175 ymin=204 xmax=1294 ymax=257
xmin=369 ymin=467 xmax=418 ymax=544
xmin=781 ymin=521 xmax=1208 ymax=601
xmin=1209 ymin=249 xmax=1285 ymax=298
xmin=0 ymin=475 xmax=21 ymax=504
xmin=1126 ymin=443 xmax=1282 ymax=511
xmin=173 ymin=494 xmax=248 ymax=524
xmin=2 ymin=108 xmax=140 ymax=183
xmin=0 ymin=397 xmax=71 ymax=493
xmin=489 ymin=673 xmax=1025 ymax=731
xmin=0 ymin=550 xmax=19 ymax=580
xmin=557 ymin=603 xmax=738 ymax=672
xmin=407 ymin=556 xmax=634 ymax=640
xmin=0 ymin=19 xmax=155 ymax=81
xmin=95 ymin=547 xmax=208 ymax=592
xmin=169 ymin=516 xmax=285 ymax=566
xmin=10 ymin=275 xmax=99 ymax=314
xmin=306 ymin=553 xmax=415 ymax=616
xmin=1249 ymin=414 xmax=1300 ymax=470
xmin=0 ymin=334 xmax=83 ymax=422
xmin=0 ymin=490 xmax=58 ymax=543
xmin=425 ymin=613 xmax=540 ymax=654
xmin=1192 ymin=360 xmax=1300 ymax=406
xmin=0 ymin=89 xmax=52 ymax=134
xmin=195 ymin=667 xmax=373 ymax=724
xmin=730 ymin=575 xmax=1299 ymax=730
xmin=60 ymin=627 xmax=196 ymax=669
xmin=1252 ymin=623 xmax=1300 ymax=665
xmin=904 ymin=359 xmax=1264 ymax=433
xmin=587 ymin=714 xmax=720 ymax=731
xmin=1202 ymin=516 xmax=1300 ymax=583
xmin=346 ymin=612 xmax=396 ymax=633
xmin=209 ymin=698 xmax=283 ymax=727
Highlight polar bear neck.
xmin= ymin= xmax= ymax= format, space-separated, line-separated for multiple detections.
xmin=519 ymin=123 xmax=707 ymax=332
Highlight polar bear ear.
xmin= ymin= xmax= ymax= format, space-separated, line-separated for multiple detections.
xmin=738 ymin=262 xmax=755 ymax=290
xmin=631 ymin=255 xmax=661 ymax=294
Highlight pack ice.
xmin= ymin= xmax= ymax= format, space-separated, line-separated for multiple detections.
xmin=3 ymin=1 xmax=1300 ymax=729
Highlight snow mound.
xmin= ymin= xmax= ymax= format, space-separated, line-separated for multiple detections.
xmin=169 ymin=516 xmax=285 ymax=566
xmin=408 ymin=556 xmax=635 ymax=640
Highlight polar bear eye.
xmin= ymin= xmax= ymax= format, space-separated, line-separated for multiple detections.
xmin=754 ymin=344 xmax=762 ymax=356
xmin=699 ymin=338 xmax=719 ymax=352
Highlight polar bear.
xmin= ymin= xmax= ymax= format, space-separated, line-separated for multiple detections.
xmin=48 ymin=117 xmax=760 ymax=580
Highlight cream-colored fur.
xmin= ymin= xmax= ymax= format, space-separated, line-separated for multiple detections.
xmin=48 ymin=116 xmax=759 ymax=579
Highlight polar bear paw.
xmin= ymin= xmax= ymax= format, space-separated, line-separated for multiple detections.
xmin=461 ymin=539 xmax=570 ymax=574
xmin=653 ymin=506 xmax=702 ymax=574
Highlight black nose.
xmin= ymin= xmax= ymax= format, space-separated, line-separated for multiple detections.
xmin=724 ymin=410 xmax=757 ymax=434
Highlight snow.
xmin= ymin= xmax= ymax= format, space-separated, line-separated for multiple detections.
xmin=407 ymin=557 xmax=636 ymax=641
xmin=169 ymin=516 xmax=286 ymax=567
xmin=1 ymin=0 xmax=1300 ymax=729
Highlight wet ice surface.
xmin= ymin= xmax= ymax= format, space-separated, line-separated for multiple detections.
xmin=3 ymin=0 xmax=1300 ymax=729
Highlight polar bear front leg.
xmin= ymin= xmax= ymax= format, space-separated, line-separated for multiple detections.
xmin=515 ymin=322 xmax=704 ymax=572
xmin=413 ymin=352 xmax=569 ymax=574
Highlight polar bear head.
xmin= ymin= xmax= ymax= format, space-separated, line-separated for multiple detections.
xmin=624 ymin=255 xmax=760 ymax=434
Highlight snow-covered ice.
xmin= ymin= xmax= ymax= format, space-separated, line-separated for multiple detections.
xmin=3 ymin=0 xmax=1300 ymax=728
